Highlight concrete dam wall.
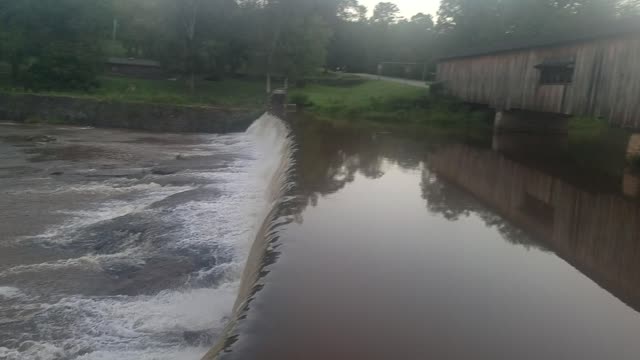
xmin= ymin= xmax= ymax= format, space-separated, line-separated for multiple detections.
xmin=0 ymin=93 xmax=263 ymax=133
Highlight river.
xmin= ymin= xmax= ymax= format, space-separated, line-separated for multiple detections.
xmin=216 ymin=118 xmax=640 ymax=360
xmin=2 ymin=116 xmax=640 ymax=359
xmin=0 ymin=115 xmax=291 ymax=359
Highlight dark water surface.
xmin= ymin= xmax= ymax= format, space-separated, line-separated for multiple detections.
xmin=221 ymin=120 xmax=640 ymax=360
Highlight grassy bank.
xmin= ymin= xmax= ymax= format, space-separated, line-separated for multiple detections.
xmin=0 ymin=74 xmax=267 ymax=109
xmin=289 ymin=80 xmax=493 ymax=133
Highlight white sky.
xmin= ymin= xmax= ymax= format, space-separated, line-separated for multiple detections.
xmin=361 ymin=0 xmax=441 ymax=18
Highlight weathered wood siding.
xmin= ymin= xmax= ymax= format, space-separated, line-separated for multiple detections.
xmin=437 ymin=33 xmax=640 ymax=128
xmin=430 ymin=144 xmax=640 ymax=311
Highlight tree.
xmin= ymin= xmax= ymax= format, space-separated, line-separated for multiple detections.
xmin=411 ymin=13 xmax=435 ymax=30
xmin=371 ymin=2 xmax=401 ymax=25
xmin=252 ymin=0 xmax=333 ymax=92
xmin=0 ymin=0 xmax=111 ymax=90
xmin=338 ymin=0 xmax=368 ymax=22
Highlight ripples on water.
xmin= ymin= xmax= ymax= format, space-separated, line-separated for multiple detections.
xmin=3 ymin=116 xmax=640 ymax=360
xmin=0 ymin=114 xmax=292 ymax=360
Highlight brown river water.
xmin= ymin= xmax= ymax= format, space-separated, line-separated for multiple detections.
xmin=2 ymin=116 xmax=640 ymax=359
xmin=218 ymin=119 xmax=640 ymax=360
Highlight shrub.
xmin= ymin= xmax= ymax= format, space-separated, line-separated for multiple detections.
xmin=290 ymin=93 xmax=313 ymax=108
xmin=22 ymin=42 xmax=101 ymax=92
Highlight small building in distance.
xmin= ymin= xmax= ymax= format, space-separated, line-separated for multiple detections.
xmin=436 ymin=24 xmax=640 ymax=128
xmin=106 ymin=57 xmax=163 ymax=79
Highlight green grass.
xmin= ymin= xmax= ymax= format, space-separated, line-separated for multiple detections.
xmin=291 ymin=80 xmax=425 ymax=114
xmin=568 ymin=116 xmax=610 ymax=139
xmin=0 ymin=75 xmax=267 ymax=109
xmin=290 ymin=80 xmax=494 ymax=134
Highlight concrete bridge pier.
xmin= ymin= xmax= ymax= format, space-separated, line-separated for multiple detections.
xmin=494 ymin=109 xmax=569 ymax=134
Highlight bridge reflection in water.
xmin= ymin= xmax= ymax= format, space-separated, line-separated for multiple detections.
xmin=431 ymin=134 xmax=640 ymax=311
xmin=211 ymin=120 xmax=640 ymax=360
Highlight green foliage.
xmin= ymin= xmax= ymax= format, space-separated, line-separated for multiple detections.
xmin=568 ymin=116 xmax=609 ymax=139
xmin=290 ymin=80 xmax=493 ymax=130
xmin=0 ymin=0 xmax=111 ymax=91
xmin=1 ymin=0 xmax=635 ymax=106
xmin=290 ymin=93 xmax=313 ymax=108
xmin=1 ymin=76 xmax=266 ymax=108
xmin=371 ymin=2 xmax=401 ymax=24
xmin=23 ymin=43 xmax=101 ymax=92
xmin=435 ymin=0 xmax=629 ymax=55
xmin=328 ymin=0 xmax=636 ymax=77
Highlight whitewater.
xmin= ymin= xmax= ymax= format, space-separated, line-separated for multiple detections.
xmin=0 ymin=114 xmax=291 ymax=360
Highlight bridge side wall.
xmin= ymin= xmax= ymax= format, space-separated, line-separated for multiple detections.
xmin=436 ymin=33 xmax=640 ymax=128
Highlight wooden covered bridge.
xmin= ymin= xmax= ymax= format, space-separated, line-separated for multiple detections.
xmin=436 ymin=24 xmax=640 ymax=130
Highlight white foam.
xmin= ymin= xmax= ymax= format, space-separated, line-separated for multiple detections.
xmin=51 ymin=284 xmax=237 ymax=336
xmin=0 ymin=249 xmax=144 ymax=277
xmin=6 ymin=180 xmax=160 ymax=195
xmin=2 ymin=285 xmax=239 ymax=360
xmin=18 ymin=185 xmax=194 ymax=246
xmin=75 ymin=347 xmax=211 ymax=360
xmin=0 ymin=286 xmax=24 ymax=299
xmin=4 ymin=113 xmax=294 ymax=360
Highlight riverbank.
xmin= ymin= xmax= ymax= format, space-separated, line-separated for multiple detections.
xmin=0 ymin=74 xmax=268 ymax=132
xmin=0 ymin=93 xmax=262 ymax=133
xmin=0 ymin=75 xmax=267 ymax=109
xmin=289 ymin=80 xmax=494 ymax=134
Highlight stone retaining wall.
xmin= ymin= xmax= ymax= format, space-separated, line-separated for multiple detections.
xmin=0 ymin=93 xmax=263 ymax=133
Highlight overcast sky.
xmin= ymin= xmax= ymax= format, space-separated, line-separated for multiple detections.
xmin=361 ymin=0 xmax=441 ymax=19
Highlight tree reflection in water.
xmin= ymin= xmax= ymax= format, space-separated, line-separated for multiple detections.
xmin=288 ymin=118 xmax=541 ymax=251
xmin=282 ymin=120 xmax=640 ymax=312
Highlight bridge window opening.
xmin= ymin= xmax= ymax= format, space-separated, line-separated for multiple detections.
xmin=536 ymin=60 xmax=575 ymax=85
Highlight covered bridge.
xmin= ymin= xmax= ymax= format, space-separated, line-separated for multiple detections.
xmin=436 ymin=25 xmax=640 ymax=128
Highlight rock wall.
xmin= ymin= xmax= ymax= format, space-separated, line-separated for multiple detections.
xmin=0 ymin=93 xmax=263 ymax=133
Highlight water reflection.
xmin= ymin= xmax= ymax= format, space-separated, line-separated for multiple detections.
xmin=288 ymin=120 xmax=640 ymax=310
xmin=429 ymin=139 xmax=640 ymax=311
xmin=290 ymin=120 xmax=424 ymax=217
xmin=218 ymin=119 xmax=640 ymax=360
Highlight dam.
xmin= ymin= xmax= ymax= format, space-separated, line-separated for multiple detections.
xmin=0 ymin=115 xmax=291 ymax=359
xmin=208 ymin=120 xmax=640 ymax=360
xmin=2 ymin=115 xmax=640 ymax=359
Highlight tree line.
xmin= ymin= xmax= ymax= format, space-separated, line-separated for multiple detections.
xmin=0 ymin=0 xmax=638 ymax=91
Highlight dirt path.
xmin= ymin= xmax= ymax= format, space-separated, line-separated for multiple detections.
xmin=352 ymin=73 xmax=430 ymax=88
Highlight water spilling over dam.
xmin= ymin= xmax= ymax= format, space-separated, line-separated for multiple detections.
xmin=3 ymin=115 xmax=640 ymax=360
xmin=0 ymin=114 xmax=292 ymax=360
xmin=208 ymin=120 xmax=640 ymax=360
